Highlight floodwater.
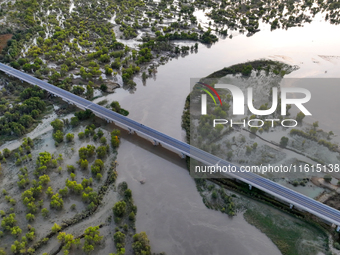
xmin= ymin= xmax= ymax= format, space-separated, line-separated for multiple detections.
xmin=1 ymin=12 xmax=339 ymax=255
xmin=116 ymin=135 xmax=282 ymax=255
xmin=108 ymin=13 xmax=340 ymax=255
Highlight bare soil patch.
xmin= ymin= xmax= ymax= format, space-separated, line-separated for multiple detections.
xmin=0 ymin=34 xmax=12 ymax=52
xmin=325 ymin=195 xmax=340 ymax=210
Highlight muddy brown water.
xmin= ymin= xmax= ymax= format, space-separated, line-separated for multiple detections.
xmin=1 ymin=13 xmax=340 ymax=255
xmin=108 ymin=15 xmax=340 ymax=255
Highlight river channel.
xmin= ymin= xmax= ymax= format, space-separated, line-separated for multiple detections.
xmin=104 ymin=13 xmax=340 ymax=255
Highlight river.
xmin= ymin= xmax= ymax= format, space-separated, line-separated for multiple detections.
xmin=99 ymin=13 xmax=340 ymax=255
xmin=1 ymin=12 xmax=339 ymax=255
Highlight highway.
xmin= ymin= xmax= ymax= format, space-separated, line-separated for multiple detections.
xmin=1 ymin=62 xmax=340 ymax=228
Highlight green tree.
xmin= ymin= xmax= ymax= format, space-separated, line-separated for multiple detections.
xmin=114 ymin=231 xmax=126 ymax=249
xmin=113 ymin=201 xmax=126 ymax=217
xmin=111 ymin=129 xmax=121 ymax=136
xmin=39 ymin=174 xmax=50 ymax=185
xmin=96 ymin=146 xmax=107 ymax=159
xmin=51 ymin=159 xmax=58 ymax=168
xmin=296 ymin=111 xmax=305 ymax=123
xmin=3 ymin=148 xmax=11 ymax=158
xmin=1 ymin=213 xmax=17 ymax=230
xmin=97 ymin=129 xmax=104 ymax=138
xmin=37 ymin=151 xmax=52 ymax=166
xmin=67 ymin=165 xmax=76 ymax=173
xmin=72 ymin=86 xmax=85 ymax=95
xmin=91 ymin=159 xmax=104 ymax=175
xmin=252 ymin=143 xmax=258 ymax=149
xmin=100 ymin=136 xmax=107 ymax=144
xmin=100 ymin=84 xmax=107 ymax=92
xmin=80 ymin=159 xmax=89 ymax=170
xmin=59 ymin=187 xmax=69 ymax=197
xmin=53 ymin=130 xmax=64 ymax=143
xmin=111 ymin=101 xmax=121 ymax=112
xmin=132 ymin=232 xmax=151 ymax=255
xmin=51 ymin=119 xmax=64 ymax=131
xmin=78 ymin=132 xmax=85 ymax=139
xmin=280 ymin=136 xmax=289 ymax=147
xmin=70 ymin=173 xmax=76 ymax=180
xmin=324 ymin=174 xmax=332 ymax=183
xmin=124 ymin=189 xmax=132 ymax=199
xmin=241 ymin=64 xmax=252 ymax=76
xmin=50 ymin=193 xmax=63 ymax=210
xmin=111 ymin=135 xmax=120 ymax=148
xmin=11 ymin=226 xmax=22 ymax=237
xmin=41 ymin=208 xmax=49 ymax=218
xmin=26 ymin=213 xmax=35 ymax=222
xmin=57 ymin=232 xmax=75 ymax=250
xmin=212 ymin=190 xmax=218 ymax=199
xmin=79 ymin=145 xmax=96 ymax=159
xmin=46 ymin=187 xmax=54 ymax=197
xmin=70 ymin=117 xmax=79 ymax=127
xmin=52 ymin=223 xmax=61 ymax=233
xmin=250 ymin=127 xmax=258 ymax=134
xmin=328 ymin=131 xmax=334 ymax=139
xmin=86 ymin=84 xmax=94 ymax=99
xmin=129 ymin=211 xmax=135 ymax=221
xmin=66 ymin=133 xmax=74 ymax=142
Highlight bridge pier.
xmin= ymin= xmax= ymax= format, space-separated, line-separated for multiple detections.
xmin=290 ymin=204 xmax=293 ymax=209
xmin=337 ymin=226 xmax=340 ymax=232
xmin=181 ymin=153 xmax=186 ymax=159
xmin=128 ymin=128 xmax=134 ymax=134
xmin=153 ymin=140 xmax=159 ymax=146
xmin=249 ymin=184 xmax=252 ymax=190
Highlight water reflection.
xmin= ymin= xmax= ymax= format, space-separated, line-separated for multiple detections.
xmin=108 ymin=13 xmax=340 ymax=255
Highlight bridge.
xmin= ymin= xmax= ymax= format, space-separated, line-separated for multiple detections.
xmin=1 ymin=62 xmax=340 ymax=230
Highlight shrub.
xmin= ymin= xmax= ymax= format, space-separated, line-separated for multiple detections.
xmin=51 ymin=119 xmax=64 ymax=131
xmin=113 ymin=201 xmax=126 ymax=217
xmin=129 ymin=212 xmax=135 ymax=221
xmin=3 ymin=148 xmax=11 ymax=158
xmin=114 ymin=231 xmax=126 ymax=249
xmin=52 ymin=223 xmax=61 ymax=233
xmin=280 ymin=136 xmax=289 ymax=147
xmin=50 ymin=193 xmax=63 ymax=209
xmin=67 ymin=165 xmax=76 ymax=173
xmin=124 ymin=189 xmax=132 ymax=199
xmin=41 ymin=208 xmax=49 ymax=218
xmin=212 ymin=190 xmax=218 ymax=199
xmin=53 ymin=130 xmax=64 ymax=143
xmin=132 ymin=232 xmax=151 ymax=255
xmin=324 ymin=174 xmax=332 ymax=183
xmin=78 ymin=132 xmax=85 ymax=139
xmin=26 ymin=213 xmax=35 ymax=222
xmin=66 ymin=133 xmax=74 ymax=142
xmin=96 ymin=146 xmax=107 ymax=158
